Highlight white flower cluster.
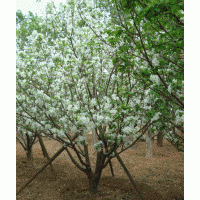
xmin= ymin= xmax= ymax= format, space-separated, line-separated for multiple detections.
xmin=117 ymin=134 xmax=123 ymax=143
xmin=31 ymin=122 xmax=42 ymax=131
xmin=150 ymin=75 xmax=160 ymax=85
xmin=103 ymin=116 xmax=112 ymax=124
xmin=77 ymin=115 xmax=90 ymax=126
xmin=27 ymin=131 xmax=34 ymax=137
xmin=57 ymin=129 xmax=66 ymax=139
xmin=168 ymin=84 xmax=172 ymax=94
xmin=175 ymin=110 xmax=184 ymax=125
xmin=32 ymin=30 xmax=38 ymax=37
xmin=77 ymin=136 xmax=87 ymax=146
xmin=104 ymin=102 xmax=111 ymax=110
xmin=45 ymin=124 xmax=51 ymax=129
xmin=93 ymin=140 xmax=103 ymax=152
xmin=60 ymin=116 xmax=67 ymax=123
xmin=92 ymin=114 xmax=104 ymax=126
xmin=90 ymin=98 xmax=97 ymax=106
xmin=151 ymin=112 xmax=161 ymax=122
xmin=111 ymin=94 xmax=119 ymax=101
xmin=109 ymin=109 xmax=117 ymax=116
xmin=48 ymin=107 xmax=56 ymax=114
xmin=70 ymin=126 xmax=78 ymax=134
xmin=164 ymin=131 xmax=178 ymax=143
xmin=152 ymin=54 xmax=160 ymax=66
xmin=122 ymin=126 xmax=134 ymax=134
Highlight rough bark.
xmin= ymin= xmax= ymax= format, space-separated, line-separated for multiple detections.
xmin=86 ymin=169 xmax=99 ymax=194
xmin=86 ymin=151 xmax=106 ymax=194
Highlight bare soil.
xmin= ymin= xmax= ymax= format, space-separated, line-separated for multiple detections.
xmin=16 ymin=135 xmax=184 ymax=200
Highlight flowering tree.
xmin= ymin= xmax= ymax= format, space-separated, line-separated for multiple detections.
xmin=16 ymin=1 xmax=150 ymax=194
xmin=16 ymin=0 xmax=183 ymax=195
xmin=16 ymin=10 xmax=54 ymax=161
xmin=91 ymin=0 xmax=184 ymax=151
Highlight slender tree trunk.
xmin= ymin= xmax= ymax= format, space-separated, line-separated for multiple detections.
xmin=92 ymin=129 xmax=97 ymax=146
xmin=146 ymin=130 xmax=153 ymax=159
xmin=37 ymin=133 xmax=57 ymax=180
xmin=157 ymin=131 xmax=164 ymax=147
xmin=114 ymin=150 xmax=144 ymax=200
xmin=108 ymin=159 xmax=115 ymax=176
xmin=17 ymin=146 xmax=65 ymax=196
xmin=26 ymin=147 xmax=33 ymax=161
xmin=26 ymin=133 xmax=33 ymax=162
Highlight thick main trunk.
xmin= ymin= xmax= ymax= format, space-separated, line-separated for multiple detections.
xmin=86 ymin=169 xmax=99 ymax=194
xmin=86 ymin=151 xmax=106 ymax=194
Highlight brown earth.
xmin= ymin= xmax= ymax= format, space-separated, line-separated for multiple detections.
xmin=16 ymin=135 xmax=184 ymax=200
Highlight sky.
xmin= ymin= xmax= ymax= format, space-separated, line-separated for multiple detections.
xmin=16 ymin=0 xmax=67 ymax=17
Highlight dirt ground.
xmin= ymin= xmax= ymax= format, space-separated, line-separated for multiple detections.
xmin=16 ymin=135 xmax=184 ymax=200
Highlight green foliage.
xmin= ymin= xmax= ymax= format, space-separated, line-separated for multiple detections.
xmin=16 ymin=11 xmax=45 ymax=51
xmin=100 ymin=0 xmax=184 ymax=149
xmin=77 ymin=19 xmax=86 ymax=27
xmin=16 ymin=10 xmax=25 ymax=24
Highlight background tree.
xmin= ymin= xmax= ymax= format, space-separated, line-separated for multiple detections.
xmin=91 ymin=0 xmax=184 ymax=151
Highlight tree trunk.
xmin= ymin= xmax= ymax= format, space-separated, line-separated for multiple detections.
xmin=17 ymin=146 xmax=65 ymax=196
xmin=26 ymin=133 xmax=33 ymax=161
xmin=114 ymin=150 xmax=144 ymax=200
xmin=37 ymin=133 xmax=57 ymax=180
xmin=92 ymin=129 xmax=98 ymax=146
xmin=86 ymin=169 xmax=99 ymax=194
xmin=86 ymin=151 xmax=105 ymax=194
xmin=26 ymin=147 xmax=33 ymax=161
xmin=157 ymin=132 xmax=163 ymax=147
xmin=146 ymin=130 xmax=153 ymax=159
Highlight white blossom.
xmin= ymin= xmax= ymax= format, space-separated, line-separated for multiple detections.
xmin=151 ymin=112 xmax=161 ymax=122
xmin=109 ymin=109 xmax=117 ymax=115
xmin=90 ymin=98 xmax=97 ymax=106
xmin=112 ymin=94 xmax=119 ymax=101
xmin=93 ymin=141 xmax=103 ymax=152
xmin=168 ymin=85 xmax=172 ymax=94
xmin=122 ymin=126 xmax=134 ymax=134
xmin=152 ymin=54 xmax=159 ymax=66
xmin=77 ymin=136 xmax=87 ymax=146
xmin=150 ymin=75 xmax=160 ymax=85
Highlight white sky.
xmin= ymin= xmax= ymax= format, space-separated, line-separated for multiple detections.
xmin=16 ymin=0 xmax=67 ymax=17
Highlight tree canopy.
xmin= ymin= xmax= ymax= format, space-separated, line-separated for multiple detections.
xmin=16 ymin=0 xmax=184 ymax=193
